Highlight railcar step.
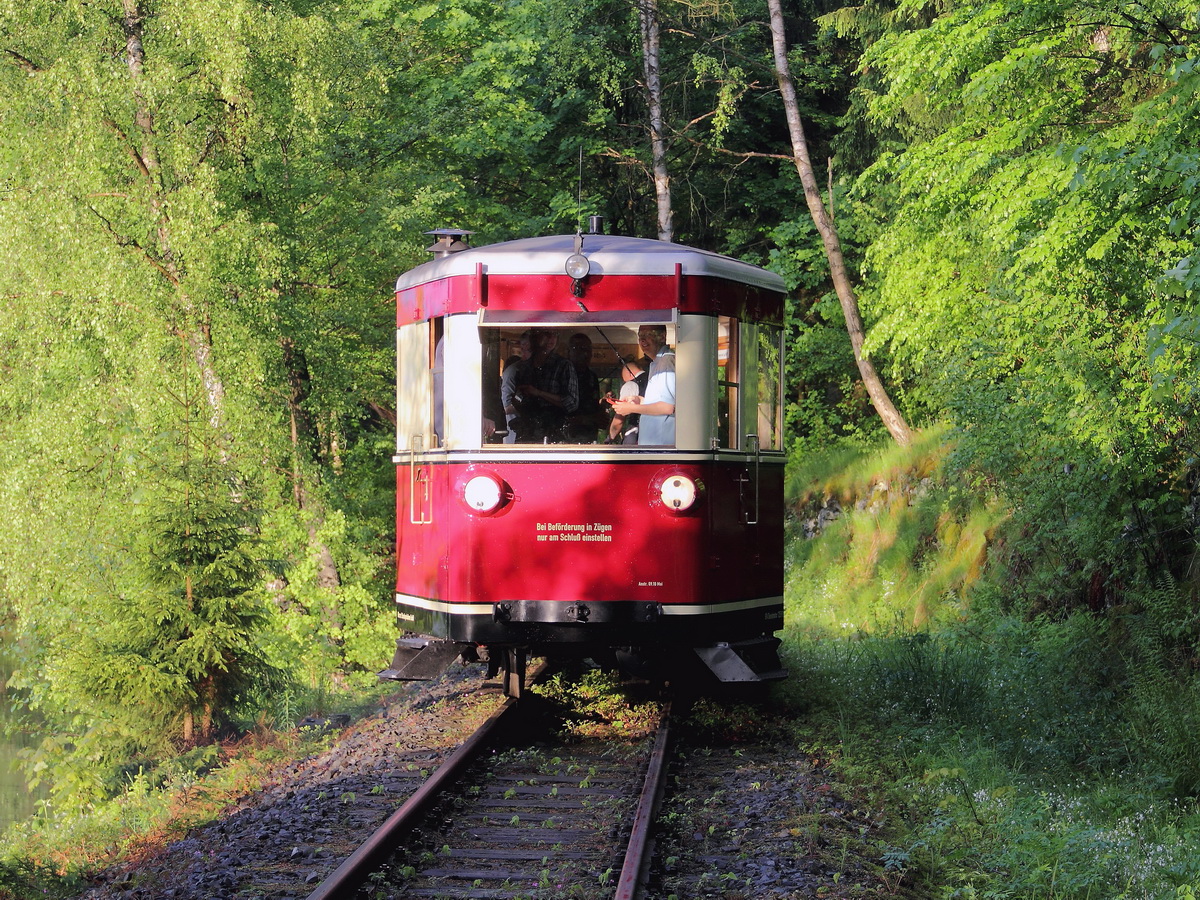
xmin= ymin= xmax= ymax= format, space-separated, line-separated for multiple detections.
xmin=694 ymin=636 xmax=788 ymax=682
xmin=378 ymin=634 xmax=468 ymax=681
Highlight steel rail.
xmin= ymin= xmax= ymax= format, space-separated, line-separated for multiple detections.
xmin=305 ymin=674 xmax=537 ymax=900
xmin=614 ymin=702 xmax=673 ymax=900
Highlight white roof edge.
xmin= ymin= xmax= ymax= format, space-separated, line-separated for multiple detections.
xmin=395 ymin=234 xmax=786 ymax=294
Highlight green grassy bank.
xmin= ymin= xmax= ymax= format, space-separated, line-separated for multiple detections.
xmin=784 ymin=432 xmax=1200 ymax=899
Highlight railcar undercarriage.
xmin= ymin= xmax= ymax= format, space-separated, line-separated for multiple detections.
xmin=379 ymin=630 xmax=786 ymax=698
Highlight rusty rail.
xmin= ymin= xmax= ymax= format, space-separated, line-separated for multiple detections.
xmin=614 ymin=702 xmax=673 ymax=900
xmin=305 ymin=689 xmax=519 ymax=900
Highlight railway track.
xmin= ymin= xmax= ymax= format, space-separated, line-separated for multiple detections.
xmin=76 ymin=668 xmax=898 ymax=899
xmin=305 ymin=689 xmax=672 ymax=900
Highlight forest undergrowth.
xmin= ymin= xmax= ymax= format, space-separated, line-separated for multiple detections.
xmin=785 ymin=435 xmax=1200 ymax=900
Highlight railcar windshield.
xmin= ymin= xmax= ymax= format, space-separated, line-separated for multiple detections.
xmin=490 ymin=323 xmax=676 ymax=447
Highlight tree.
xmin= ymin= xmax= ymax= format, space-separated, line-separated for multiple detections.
xmin=0 ymin=0 xmax=401 ymax=780
xmin=837 ymin=0 xmax=1200 ymax=597
xmin=637 ymin=0 xmax=675 ymax=240
xmin=766 ymin=0 xmax=912 ymax=446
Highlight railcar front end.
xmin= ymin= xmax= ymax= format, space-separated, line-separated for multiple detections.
xmin=382 ymin=229 xmax=788 ymax=693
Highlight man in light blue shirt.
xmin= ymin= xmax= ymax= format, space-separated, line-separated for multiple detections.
xmin=612 ymin=325 xmax=675 ymax=446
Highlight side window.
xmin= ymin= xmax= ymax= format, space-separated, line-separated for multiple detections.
xmin=717 ymin=316 xmax=739 ymax=449
xmin=480 ymin=328 xmax=503 ymax=440
xmin=757 ymin=324 xmax=784 ymax=451
xmin=431 ymin=317 xmax=445 ymax=446
xmin=396 ymin=319 xmax=432 ymax=452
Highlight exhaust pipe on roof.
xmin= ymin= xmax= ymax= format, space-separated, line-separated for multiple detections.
xmin=424 ymin=229 xmax=474 ymax=257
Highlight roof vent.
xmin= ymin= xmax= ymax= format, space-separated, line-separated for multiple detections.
xmin=424 ymin=229 xmax=474 ymax=258
xmin=587 ymin=215 xmax=605 ymax=235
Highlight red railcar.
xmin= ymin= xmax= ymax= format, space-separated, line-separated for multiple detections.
xmin=382 ymin=226 xmax=787 ymax=694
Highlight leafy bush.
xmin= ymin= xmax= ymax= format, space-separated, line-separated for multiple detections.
xmin=784 ymin=436 xmax=1200 ymax=898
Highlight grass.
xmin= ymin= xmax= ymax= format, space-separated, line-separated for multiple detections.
xmin=782 ymin=435 xmax=1200 ymax=899
xmin=0 ymin=674 xmax=398 ymax=900
xmin=0 ymin=722 xmax=334 ymax=900
xmin=786 ymin=425 xmax=1006 ymax=634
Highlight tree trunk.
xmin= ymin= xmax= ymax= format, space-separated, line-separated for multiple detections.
xmin=281 ymin=336 xmax=341 ymax=592
xmin=637 ymin=0 xmax=674 ymax=242
xmin=766 ymin=0 xmax=913 ymax=446
xmin=121 ymin=0 xmax=227 ymax=432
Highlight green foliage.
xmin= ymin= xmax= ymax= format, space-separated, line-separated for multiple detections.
xmin=816 ymin=0 xmax=1200 ymax=609
xmin=0 ymin=856 xmax=80 ymax=900
xmin=258 ymin=506 xmax=394 ymax=681
xmin=532 ymin=668 xmax=661 ymax=739
xmin=787 ymin=428 xmax=1000 ymax=630
xmin=792 ymin=611 xmax=1200 ymax=899
xmin=786 ymin=439 xmax=1200 ymax=898
xmin=1121 ymin=578 xmax=1200 ymax=796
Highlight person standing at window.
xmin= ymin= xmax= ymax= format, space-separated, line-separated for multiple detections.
xmin=500 ymin=330 xmax=533 ymax=443
xmin=606 ymin=357 xmax=648 ymax=444
xmin=611 ymin=325 xmax=674 ymax=446
xmin=516 ymin=329 xmax=578 ymax=441
xmin=565 ymin=333 xmax=607 ymax=443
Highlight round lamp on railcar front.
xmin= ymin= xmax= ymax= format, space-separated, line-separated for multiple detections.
xmin=463 ymin=474 xmax=507 ymax=514
xmin=564 ymin=252 xmax=590 ymax=280
xmin=659 ymin=474 xmax=698 ymax=511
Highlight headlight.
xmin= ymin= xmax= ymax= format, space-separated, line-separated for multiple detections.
xmin=659 ymin=474 xmax=698 ymax=511
xmin=463 ymin=474 xmax=505 ymax=513
xmin=564 ymin=252 xmax=591 ymax=279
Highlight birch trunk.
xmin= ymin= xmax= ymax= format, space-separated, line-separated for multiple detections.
xmin=637 ymin=0 xmax=674 ymax=242
xmin=121 ymin=0 xmax=227 ymax=431
xmin=766 ymin=0 xmax=913 ymax=446
xmin=282 ymin=336 xmax=341 ymax=593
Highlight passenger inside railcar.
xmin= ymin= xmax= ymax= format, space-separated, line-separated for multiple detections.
xmin=500 ymin=330 xmax=533 ymax=444
xmin=605 ymin=358 xmax=647 ymax=445
xmin=609 ymin=325 xmax=675 ymax=446
xmin=512 ymin=329 xmax=578 ymax=442
xmin=565 ymin=333 xmax=608 ymax=443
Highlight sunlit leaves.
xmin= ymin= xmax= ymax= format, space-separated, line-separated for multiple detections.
xmin=829 ymin=0 xmax=1200 ymax=593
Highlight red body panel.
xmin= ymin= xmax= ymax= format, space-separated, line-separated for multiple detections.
xmin=395 ymin=458 xmax=783 ymax=611
xmin=397 ymin=273 xmax=783 ymax=328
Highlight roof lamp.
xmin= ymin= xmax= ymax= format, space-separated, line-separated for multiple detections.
xmin=565 ymin=231 xmax=590 ymax=298
xmin=564 ymin=252 xmax=591 ymax=280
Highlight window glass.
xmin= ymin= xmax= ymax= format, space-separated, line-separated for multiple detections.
xmin=431 ymin=317 xmax=445 ymax=446
xmin=717 ymin=316 xmax=739 ymax=449
xmin=396 ymin=319 xmax=433 ymax=452
xmin=489 ymin=323 xmax=674 ymax=446
xmin=756 ymin=324 xmax=784 ymax=451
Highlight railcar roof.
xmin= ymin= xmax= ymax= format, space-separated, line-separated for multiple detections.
xmin=395 ymin=234 xmax=786 ymax=294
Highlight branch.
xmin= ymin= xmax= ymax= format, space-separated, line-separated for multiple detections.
xmin=3 ymin=49 xmax=41 ymax=73
xmin=85 ymin=204 xmax=179 ymax=286
xmin=367 ymin=401 xmax=397 ymax=426
xmin=599 ymin=147 xmax=654 ymax=177
xmin=102 ymin=118 xmax=152 ymax=181
xmin=673 ymin=131 xmax=795 ymax=161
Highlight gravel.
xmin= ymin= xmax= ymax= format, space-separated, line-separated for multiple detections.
xmin=75 ymin=666 xmax=507 ymax=900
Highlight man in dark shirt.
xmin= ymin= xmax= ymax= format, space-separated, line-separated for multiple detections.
xmin=516 ymin=329 xmax=578 ymax=442
xmin=565 ymin=333 xmax=607 ymax=443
